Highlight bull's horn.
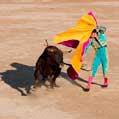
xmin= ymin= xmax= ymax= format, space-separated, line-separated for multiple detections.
xmin=63 ymin=50 xmax=72 ymax=54
xmin=44 ymin=39 xmax=48 ymax=47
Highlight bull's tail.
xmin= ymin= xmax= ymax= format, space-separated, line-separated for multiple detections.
xmin=63 ymin=62 xmax=71 ymax=66
xmin=64 ymin=62 xmax=91 ymax=71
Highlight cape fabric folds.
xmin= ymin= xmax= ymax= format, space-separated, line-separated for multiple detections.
xmin=54 ymin=12 xmax=97 ymax=79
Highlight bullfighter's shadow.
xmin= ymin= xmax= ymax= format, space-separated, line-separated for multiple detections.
xmin=60 ymin=72 xmax=102 ymax=91
xmin=0 ymin=62 xmax=35 ymax=96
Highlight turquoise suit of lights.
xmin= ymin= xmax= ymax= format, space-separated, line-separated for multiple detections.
xmin=85 ymin=33 xmax=108 ymax=77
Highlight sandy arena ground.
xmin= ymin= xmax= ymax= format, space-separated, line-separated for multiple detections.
xmin=0 ymin=0 xmax=119 ymax=119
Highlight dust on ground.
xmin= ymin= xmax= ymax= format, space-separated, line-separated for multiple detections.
xmin=0 ymin=1 xmax=119 ymax=119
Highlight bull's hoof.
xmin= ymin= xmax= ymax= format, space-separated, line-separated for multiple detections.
xmin=26 ymin=90 xmax=30 ymax=94
xmin=33 ymin=85 xmax=39 ymax=89
xmin=50 ymin=85 xmax=54 ymax=89
xmin=27 ymin=92 xmax=32 ymax=96
xmin=33 ymin=81 xmax=40 ymax=88
xmin=21 ymin=93 xmax=27 ymax=96
xmin=54 ymin=84 xmax=60 ymax=88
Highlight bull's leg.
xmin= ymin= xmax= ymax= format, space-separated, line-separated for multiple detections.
xmin=50 ymin=76 xmax=59 ymax=88
xmin=25 ymin=85 xmax=31 ymax=94
xmin=53 ymin=69 xmax=61 ymax=88
xmin=47 ymin=74 xmax=54 ymax=88
xmin=40 ymin=76 xmax=48 ymax=87
xmin=52 ymin=75 xmax=60 ymax=88
xmin=50 ymin=69 xmax=61 ymax=88
xmin=47 ymin=74 xmax=54 ymax=89
xmin=33 ymin=69 xmax=40 ymax=88
xmin=54 ymin=79 xmax=60 ymax=87
xmin=52 ymin=77 xmax=58 ymax=87
xmin=51 ymin=78 xmax=55 ymax=89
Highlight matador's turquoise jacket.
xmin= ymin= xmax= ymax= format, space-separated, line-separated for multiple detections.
xmin=85 ymin=32 xmax=108 ymax=77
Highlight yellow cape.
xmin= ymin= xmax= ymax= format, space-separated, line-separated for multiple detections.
xmin=54 ymin=13 xmax=97 ymax=73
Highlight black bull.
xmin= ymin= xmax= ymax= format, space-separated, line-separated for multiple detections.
xmin=34 ymin=46 xmax=65 ymax=88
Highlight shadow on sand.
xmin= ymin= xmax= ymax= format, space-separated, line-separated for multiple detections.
xmin=0 ymin=62 xmax=103 ymax=96
xmin=60 ymin=71 xmax=102 ymax=91
xmin=0 ymin=62 xmax=35 ymax=96
xmin=0 ymin=62 xmax=62 ymax=96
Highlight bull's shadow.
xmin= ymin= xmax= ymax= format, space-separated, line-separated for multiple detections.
xmin=0 ymin=62 xmax=35 ymax=96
